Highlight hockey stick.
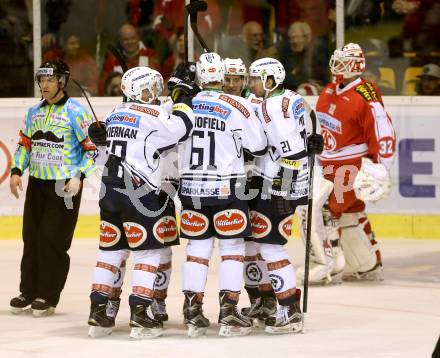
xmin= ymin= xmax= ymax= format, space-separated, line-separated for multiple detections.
xmin=108 ymin=43 xmax=129 ymax=102
xmin=71 ymin=79 xmax=100 ymax=127
xmin=186 ymin=0 xmax=210 ymax=53
xmin=301 ymin=108 xmax=318 ymax=333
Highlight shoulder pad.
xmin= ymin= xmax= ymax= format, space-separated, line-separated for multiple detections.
xmin=354 ymin=83 xmax=379 ymax=103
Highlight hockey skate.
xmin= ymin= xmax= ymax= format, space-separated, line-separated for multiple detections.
xmin=183 ymin=291 xmax=210 ymax=338
xmin=151 ymin=298 xmax=168 ymax=322
xmin=106 ymin=297 xmax=121 ymax=326
xmin=343 ymin=262 xmax=384 ymax=282
xmin=31 ymin=298 xmax=55 ymax=317
xmin=241 ymin=296 xmax=276 ymax=329
xmin=10 ymin=294 xmax=33 ymax=315
xmin=88 ymin=301 xmax=114 ymax=338
xmin=129 ymin=304 xmax=163 ymax=339
xmin=265 ymin=301 xmax=303 ymax=334
xmin=218 ymin=291 xmax=252 ymax=337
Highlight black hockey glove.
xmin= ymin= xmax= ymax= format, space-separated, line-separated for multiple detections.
xmin=170 ymin=81 xmax=201 ymax=104
xmin=88 ymin=121 xmax=107 ymax=146
xmin=167 ymin=62 xmax=196 ymax=92
xmin=307 ymin=133 xmax=324 ymax=155
xmin=270 ymin=177 xmax=296 ymax=217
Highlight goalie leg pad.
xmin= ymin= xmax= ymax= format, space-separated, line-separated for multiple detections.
xmin=340 ymin=212 xmax=379 ymax=274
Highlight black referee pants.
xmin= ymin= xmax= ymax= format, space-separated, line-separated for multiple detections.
xmin=19 ymin=176 xmax=82 ymax=306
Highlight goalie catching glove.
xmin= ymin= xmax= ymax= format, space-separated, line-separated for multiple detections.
xmin=353 ymin=157 xmax=391 ymax=202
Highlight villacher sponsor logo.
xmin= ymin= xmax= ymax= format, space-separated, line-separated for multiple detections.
xmin=213 ymin=209 xmax=247 ymax=236
xmin=153 ymin=216 xmax=178 ymax=243
xmin=180 ymin=211 xmax=209 ymax=236
xmin=250 ymin=211 xmax=272 ymax=238
xmin=99 ymin=221 xmax=121 ymax=247
xmin=123 ymin=222 xmax=147 ymax=248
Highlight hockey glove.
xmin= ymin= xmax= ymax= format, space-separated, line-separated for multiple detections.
xmin=353 ymin=157 xmax=391 ymax=202
xmin=88 ymin=121 xmax=107 ymax=146
xmin=170 ymin=80 xmax=200 ymax=104
xmin=307 ymin=133 xmax=324 ymax=155
xmin=167 ymin=62 xmax=196 ymax=92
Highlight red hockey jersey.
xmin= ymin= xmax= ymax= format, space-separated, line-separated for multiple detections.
xmin=316 ymin=77 xmax=396 ymax=169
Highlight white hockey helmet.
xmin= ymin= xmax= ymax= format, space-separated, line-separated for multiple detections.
xmin=329 ymin=43 xmax=366 ymax=81
xmin=196 ymin=52 xmax=225 ymax=85
xmin=121 ymin=66 xmax=164 ymax=104
xmin=249 ymin=57 xmax=286 ymax=92
xmin=224 ymin=58 xmax=247 ymax=77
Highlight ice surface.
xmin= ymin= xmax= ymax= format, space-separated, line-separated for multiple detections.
xmin=0 ymin=239 xmax=439 ymax=358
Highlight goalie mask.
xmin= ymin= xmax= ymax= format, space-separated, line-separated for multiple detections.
xmin=249 ymin=57 xmax=285 ymax=94
xmin=35 ymin=60 xmax=70 ymax=88
xmin=329 ymin=43 xmax=365 ymax=82
xmin=196 ymin=52 xmax=225 ymax=85
xmin=121 ymin=66 xmax=164 ymax=104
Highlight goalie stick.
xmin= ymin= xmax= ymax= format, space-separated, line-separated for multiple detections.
xmin=301 ymin=108 xmax=318 ymax=333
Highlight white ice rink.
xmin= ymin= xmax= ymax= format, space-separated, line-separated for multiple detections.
xmin=0 ymin=238 xmax=439 ymax=358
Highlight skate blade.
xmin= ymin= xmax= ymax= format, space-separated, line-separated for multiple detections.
xmin=32 ymin=307 xmax=55 ymax=318
xmin=10 ymin=306 xmax=32 ymax=315
xmin=251 ymin=318 xmax=265 ymax=330
xmin=130 ymin=327 xmax=163 ymax=339
xmin=187 ymin=324 xmax=208 ymax=338
xmin=88 ymin=326 xmax=112 ymax=338
xmin=265 ymin=322 xmax=303 ymax=334
xmin=219 ymin=325 xmax=252 ymax=337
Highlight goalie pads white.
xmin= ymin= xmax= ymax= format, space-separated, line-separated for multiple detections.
xmin=353 ymin=157 xmax=391 ymax=202
xmin=297 ymin=172 xmax=338 ymax=284
xmin=339 ymin=212 xmax=379 ymax=275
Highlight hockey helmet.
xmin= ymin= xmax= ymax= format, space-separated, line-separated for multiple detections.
xmin=248 ymin=57 xmax=285 ymax=92
xmin=224 ymin=58 xmax=247 ymax=77
xmin=196 ymin=52 xmax=225 ymax=85
xmin=121 ymin=66 xmax=164 ymax=104
xmin=329 ymin=43 xmax=365 ymax=81
xmin=35 ymin=59 xmax=70 ymax=88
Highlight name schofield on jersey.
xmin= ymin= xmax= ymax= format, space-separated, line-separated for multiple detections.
xmin=194 ymin=116 xmax=226 ymax=131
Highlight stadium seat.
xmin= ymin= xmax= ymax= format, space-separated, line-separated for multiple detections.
xmin=378 ymin=67 xmax=396 ymax=89
xmin=401 ymin=66 xmax=422 ymax=95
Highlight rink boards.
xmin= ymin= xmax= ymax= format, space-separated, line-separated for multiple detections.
xmin=0 ymin=97 xmax=439 ymax=239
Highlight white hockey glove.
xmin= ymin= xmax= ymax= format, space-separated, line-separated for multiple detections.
xmin=353 ymin=157 xmax=391 ymax=202
xmin=63 ymin=176 xmax=82 ymax=197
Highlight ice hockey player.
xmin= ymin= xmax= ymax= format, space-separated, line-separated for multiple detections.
xmin=179 ymin=52 xmax=267 ymax=337
xmin=86 ymin=65 xmax=197 ymax=339
xmin=299 ymin=43 xmax=396 ymax=284
xmin=223 ymin=58 xmax=277 ymax=328
xmin=247 ymin=57 xmax=310 ymax=334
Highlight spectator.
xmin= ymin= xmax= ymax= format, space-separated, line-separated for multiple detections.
xmin=99 ymin=23 xmax=160 ymax=95
xmin=363 ymin=66 xmax=398 ymax=95
xmin=162 ymin=27 xmax=185 ymax=81
xmin=0 ymin=0 xmax=33 ymax=96
xmin=103 ymin=71 xmax=123 ymax=96
xmin=277 ymin=21 xmax=329 ymax=90
xmin=44 ymin=34 xmax=98 ymax=96
xmin=221 ymin=21 xmax=267 ymax=66
xmin=416 ymin=64 xmax=440 ymax=95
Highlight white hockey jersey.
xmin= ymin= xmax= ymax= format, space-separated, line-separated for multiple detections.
xmin=179 ymin=90 xmax=267 ymax=204
xmin=254 ymin=89 xmax=310 ymax=199
xmin=103 ymin=101 xmax=193 ymax=191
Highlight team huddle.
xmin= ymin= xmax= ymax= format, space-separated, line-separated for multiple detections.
xmin=10 ymin=42 xmax=396 ymax=339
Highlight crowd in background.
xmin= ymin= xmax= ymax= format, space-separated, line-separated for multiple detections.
xmin=1 ymin=0 xmax=440 ymax=97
